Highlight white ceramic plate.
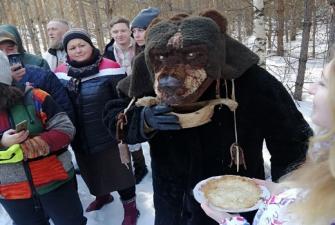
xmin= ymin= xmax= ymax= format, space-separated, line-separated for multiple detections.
xmin=193 ymin=176 xmax=271 ymax=213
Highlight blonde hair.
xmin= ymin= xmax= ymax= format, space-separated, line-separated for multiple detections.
xmin=281 ymin=58 xmax=335 ymax=225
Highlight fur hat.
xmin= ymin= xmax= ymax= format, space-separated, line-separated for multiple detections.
xmin=63 ymin=28 xmax=94 ymax=52
xmin=131 ymin=7 xmax=160 ymax=30
xmin=0 ymin=50 xmax=12 ymax=86
xmin=0 ymin=30 xmax=17 ymax=45
xmin=118 ymin=10 xmax=259 ymax=98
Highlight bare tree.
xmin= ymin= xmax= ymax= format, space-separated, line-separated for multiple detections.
xmin=293 ymin=0 xmax=313 ymax=100
xmin=253 ymin=0 xmax=267 ymax=68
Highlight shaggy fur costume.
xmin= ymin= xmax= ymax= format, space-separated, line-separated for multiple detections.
xmin=104 ymin=10 xmax=312 ymax=225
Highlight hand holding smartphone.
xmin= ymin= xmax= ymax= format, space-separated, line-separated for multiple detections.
xmin=7 ymin=53 xmax=24 ymax=71
xmin=15 ymin=120 xmax=28 ymax=132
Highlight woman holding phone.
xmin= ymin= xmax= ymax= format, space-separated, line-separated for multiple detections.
xmin=0 ymin=50 xmax=86 ymax=225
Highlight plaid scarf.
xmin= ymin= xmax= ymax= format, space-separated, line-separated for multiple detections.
xmin=66 ymin=48 xmax=102 ymax=94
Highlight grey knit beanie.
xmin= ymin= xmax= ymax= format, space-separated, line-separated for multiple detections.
xmin=62 ymin=28 xmax=94 ymax=53
xmin=131 ymin=7 xmax=160 ymax=30
xmin=0 ymin=50 xmax=12 ymax=86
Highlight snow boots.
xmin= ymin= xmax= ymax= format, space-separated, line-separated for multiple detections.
xmin=122 ymin=197 xmax=140 ymax=225
xmin=131 ymin=148 xmax=148 ymax=184
xmin=85 ymin=194 xmax=114 ymax=212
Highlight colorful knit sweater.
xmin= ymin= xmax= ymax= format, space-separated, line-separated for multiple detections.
xmin=0 ymin=88 xmax=75 ymax=200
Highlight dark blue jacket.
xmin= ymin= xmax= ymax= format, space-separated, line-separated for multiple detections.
xmin=17 ymin=65 xmax=74 ymax=121
xmin=55 ymin=59 xmax=126 ymax=154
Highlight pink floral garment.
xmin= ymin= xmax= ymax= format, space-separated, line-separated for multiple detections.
xmin=220 ymin=188 xmax=301 ymax=225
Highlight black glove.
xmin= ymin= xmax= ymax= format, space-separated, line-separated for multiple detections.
xmin=143 ymin=105 xmax=181 ymax=130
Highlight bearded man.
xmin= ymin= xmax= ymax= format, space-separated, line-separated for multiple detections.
xmin=42 ymin=19 xmax=70 ymax=71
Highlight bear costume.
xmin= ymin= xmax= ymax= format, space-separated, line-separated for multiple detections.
xmin=103 ymin=10 xmax=312 ymax=225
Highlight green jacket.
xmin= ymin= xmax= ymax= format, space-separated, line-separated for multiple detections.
xmin=0 ymin=24 xmax=50 ymax=70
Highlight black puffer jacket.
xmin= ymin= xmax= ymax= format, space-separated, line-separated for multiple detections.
xmin=103 ymin=39 xmax=116 ymax=61
xmin=57 ymin=58 xmax=126 ymax=154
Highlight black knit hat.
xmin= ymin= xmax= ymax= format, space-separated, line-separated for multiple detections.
xmin=131 ymin=7 xmax=160 ymax=30
xmin=62 ymin=28 xmax=94 ymax=52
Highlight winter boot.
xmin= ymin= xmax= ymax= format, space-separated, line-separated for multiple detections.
xmin=122 ymin=197 xmax=140 ymax=225
xmin=86 ymin=194 xmax=114 ymax=212
xmin=131 ymin=148 xmax=148 ymax=184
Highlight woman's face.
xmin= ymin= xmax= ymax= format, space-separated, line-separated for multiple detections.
xmin=309 ymin=63 xmax=333 ymax=129
xmin=132 ymin=28 xmax=146 ymax=46
xmin=67 ymin=38 xmax=93 ymax=62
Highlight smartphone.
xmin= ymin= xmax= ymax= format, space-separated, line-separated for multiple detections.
xmin=7 ymin=53 xmax=24 ymax=71
xmin=15 ymin=120 xmax=28 ymax=132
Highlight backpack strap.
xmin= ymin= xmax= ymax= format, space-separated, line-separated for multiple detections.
xmin=10 ymin=88 xmax=44 ymax=136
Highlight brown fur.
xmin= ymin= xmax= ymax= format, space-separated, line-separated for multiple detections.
xmin=199 ymin=10 xmax=228 ymax=33
xmin=0 ymin=84 xmax=24 ymax=110
xmin=149 ymin=44 xmax=210 ymax=105
xmin=170 ymin=13 xmax=190 ymax=22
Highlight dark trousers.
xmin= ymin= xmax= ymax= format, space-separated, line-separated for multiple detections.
xmin=0 ymin=178 xmax=87 ymax=225
xmin=152 ymin=170 xmax=218 ymax=225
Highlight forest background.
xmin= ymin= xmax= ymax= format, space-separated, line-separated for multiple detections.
xmin=0 ymin=0 xmax=334 ymax=99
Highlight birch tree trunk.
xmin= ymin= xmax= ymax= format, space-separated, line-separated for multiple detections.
xmin=37 ymin=0 xmax=49 ymax=46
xmin=293 ymin=0 xmax=313 ymax=101
xmin=91 ymin=0 xmax=104 ymax=50
xmin=253 ymin=0 xmax=267 ymax=68
xmin=33 ymin=0 xmax=47 ymax=52
xmin=78 ymin=0 xmax=88 ymax=31
xmin=276 ymin=0 xmax=285 ymax=56
xmin=17 ymin=3 xmax=31 ymax=53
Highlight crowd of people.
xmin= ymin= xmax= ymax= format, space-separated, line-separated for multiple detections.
xmin=0 ymin=6 xmax=334 ymax=225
